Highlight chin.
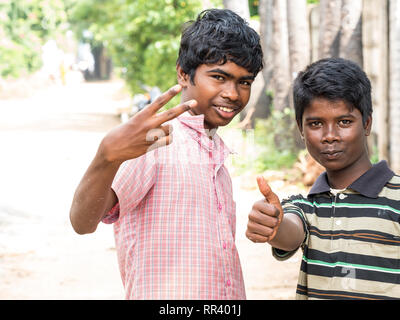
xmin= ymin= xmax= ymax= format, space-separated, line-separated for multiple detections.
xmin=205 ymin=118 xmax=231 ymax=129
xmin=320 ymin=161 xmax=347 ymax=173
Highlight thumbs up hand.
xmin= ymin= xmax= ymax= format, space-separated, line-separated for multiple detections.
xmin=245 ymin=176 xmax=284 ymax=243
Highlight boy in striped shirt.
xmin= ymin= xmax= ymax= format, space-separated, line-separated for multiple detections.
xmin=246 ymin=58 xmax=400 ymax=299
xmin=70 ymin=9 xmax=263 ymax=299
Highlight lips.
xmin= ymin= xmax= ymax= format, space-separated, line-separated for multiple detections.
xmin=213 ymin=104 xmax=240 ymax=119
xmin=321 ymin=150 xmax=343 ymax=160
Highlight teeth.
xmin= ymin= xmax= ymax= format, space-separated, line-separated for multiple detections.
xmin=217 ymin=106 xmax=234 ymax=112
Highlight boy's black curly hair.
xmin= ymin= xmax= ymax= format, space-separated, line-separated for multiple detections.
xmin=177 ymin=8 xmax=263 ymax=84
xmin=293 ymin=58 xmax=373 ymax=128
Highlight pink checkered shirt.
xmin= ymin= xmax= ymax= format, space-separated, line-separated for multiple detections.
xmin=102 ymin=113 xmax=246 ymax=300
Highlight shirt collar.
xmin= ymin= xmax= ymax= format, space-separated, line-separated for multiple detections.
xmin=177 ymin=112 xmax=234 ymax=155
xmin=177 ymin=112 xmax=208 ymax=135
xmin=308 ymin=160 xmax=394 ymax=198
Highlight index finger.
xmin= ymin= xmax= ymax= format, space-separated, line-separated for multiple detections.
xmin=144 ymin=84 xmax=182 ymax=115
xmin=154 ymin=99 xmax=197 ymax=126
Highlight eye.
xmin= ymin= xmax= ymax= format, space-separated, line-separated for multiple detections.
xmin=211 ymin=75 xmax=224 ymax=81
xmin=339 ymin=119 xmax=352 ymax=126
xmin=239 ymin=80 xmax=252 ymax=87
xmin=308 ymin=121 xmax=322 ymax=128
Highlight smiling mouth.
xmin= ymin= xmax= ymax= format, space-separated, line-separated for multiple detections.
xmin=213 ymin=105 xmax=239 ymax=118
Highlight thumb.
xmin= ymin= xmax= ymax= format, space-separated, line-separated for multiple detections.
xmin=256 ymin=176 xmax=280 ymax=207
xmin=256 ymin=175 xmax=283 ymax=240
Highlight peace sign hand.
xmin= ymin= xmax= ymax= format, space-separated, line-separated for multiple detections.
xmin=98 ymin=84 xmax=197 ymax=164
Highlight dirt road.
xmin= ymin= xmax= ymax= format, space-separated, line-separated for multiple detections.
xmin=0 ymin=78 xmax=301 ymax=299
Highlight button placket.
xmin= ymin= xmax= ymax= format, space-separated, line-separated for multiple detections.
xmin=208 ymin=137 xmax=235 ymax=298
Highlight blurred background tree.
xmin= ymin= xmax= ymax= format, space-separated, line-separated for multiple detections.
xmin=0 ymin=0 xmax=71 ymax=78
xmin=69 ymin=0 xmax=202 ymax=94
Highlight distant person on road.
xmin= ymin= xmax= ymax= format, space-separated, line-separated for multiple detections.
xmin=246 ymin=57 xmax=400 ymax=300
xmin=70 ymin=8 xmax=263 ymax=299
xmin=41 ymin=39 xmax=62 ymax=83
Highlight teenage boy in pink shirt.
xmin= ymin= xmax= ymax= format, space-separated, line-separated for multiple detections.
xmin=70 ymin=9 xmax=263 ymax=299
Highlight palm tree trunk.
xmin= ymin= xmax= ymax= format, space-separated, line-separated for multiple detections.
xmin=389 ymin=0 xmax=400 ymax=173
xmin=200 ymin=0 xmax=213 ymax=10
xmin=339 ymin=0 xmax=363 ymax=66
xmin=363 ymin=0 xmax=389 ymax=162
xmin=287 ymin=0 xmax=310 ymax=79
xmin=259 ymin=0 xmax=273 ymax=92
xmin=318 ymin=0 xmax=341 ymax=59
xmin=223 ymin=0 xmax=250 ymax=21
xmin=271 ymin=0 xmax=290 ymax=111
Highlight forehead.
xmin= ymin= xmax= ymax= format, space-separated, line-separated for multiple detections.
xmin=197 ymin=61 xmax=254 ymax=77
xmin=304 ymin=98 xmax=360 ymax=118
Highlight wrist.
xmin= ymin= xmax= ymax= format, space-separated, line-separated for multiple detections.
xmin=97 ymin=136 xmax=124 ymax=166
xmin=95 ymin=146 xmax=123 ymax=170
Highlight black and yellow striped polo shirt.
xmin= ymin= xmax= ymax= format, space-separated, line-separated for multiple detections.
xmin=272 ymin=160 xmax=400 ymax=300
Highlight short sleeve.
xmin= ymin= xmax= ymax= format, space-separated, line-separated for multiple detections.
xmin=271 ymin=195 xmax=310 ymax=261
xmin=101 ymin=150 xmax=157 ymax=224
xmin=102 ymin=202 xmax=120 ymax=224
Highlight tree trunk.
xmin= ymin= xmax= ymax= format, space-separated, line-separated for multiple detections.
xmin=318 ymin=0 xmax=342 ymax=59
xmin=363 ymin=0 xmax=389 ymax=162
xmin=309 ymin=4 xmax=320 ymax=62
xmin=389 ymin=0 xmax=400 ymax=173
xmin=286 ymin=0 xmax=310 ymax=79
xmin=223 ymin=0 xmax=250 ymax=21
xmin=286 ymin=0 xmax=310 ymax=149
xmin=255 ymin=0 xmax=274 ymax=123
xmin=339 ymin=0 xmax=363 ymax=67
xmin=200 ymin=0 xmax=213 ymax=10
xmin=271 ymin=0 xmax=290 ymax=111
xmin=259 ymin=0 xmax=273 ymax=91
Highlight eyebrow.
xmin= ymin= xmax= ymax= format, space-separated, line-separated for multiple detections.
xmin=304 ymin=113 xmax=357 ymax=121
xmin=206 ymin=68 xmax=255 ymax=81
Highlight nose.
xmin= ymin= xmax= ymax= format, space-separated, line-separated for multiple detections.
xmin=221 ymin=82 xmax=239 ymax=101
xmin=322 ymin=124 xmax=340 ymax=143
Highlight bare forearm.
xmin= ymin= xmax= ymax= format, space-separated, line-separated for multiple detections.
xmin=69 ymin=150 xmax=121 ymax=234
xmin=268 ymin=213 xmax=304 ymax=252
xmin=69 ymin=85 xmax=196 ymax=234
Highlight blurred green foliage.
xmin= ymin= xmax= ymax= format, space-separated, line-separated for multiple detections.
xmin=254 ymin=108 xmax=301 ymax=170
xmin=231 ymin=108 xmax=301 ymax=174
xmin=248 ymin=0 xmax=259 ymax=16
xmin=0 ymin=0 xmax=71 ymax=78
xmin=69 ymin=0 xmax=203 ymax=96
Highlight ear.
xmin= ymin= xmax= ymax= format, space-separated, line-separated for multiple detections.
xmin=297 ymin=121 xmax=304 ymax=140
xmin=364 ymin=115 xmax=372 ymax=136
xmin=176 ymin=64 xmax=190 ymax=88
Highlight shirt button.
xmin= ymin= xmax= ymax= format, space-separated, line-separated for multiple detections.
xmin=226 ymin=280 xmax=231 ymax=287
xmin=218 ymin=204 xmax=222 ymax=211
xmin=223 ymin=242 xmax=227 ymax=249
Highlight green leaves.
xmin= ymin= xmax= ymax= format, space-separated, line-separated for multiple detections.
xmin=0 ymin=0 xmax=70 ymax=77
xmin=70 ymin=0 xmax=202 ymax=94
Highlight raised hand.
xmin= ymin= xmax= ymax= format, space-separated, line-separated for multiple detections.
xmin=246 ymin=176 xmax=284 ymax=243
xmin=98 ymin=84 xmax=197 ymax=164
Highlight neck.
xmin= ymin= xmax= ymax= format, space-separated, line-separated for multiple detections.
xmin=326 ymin=158 xmax=372 ymax=189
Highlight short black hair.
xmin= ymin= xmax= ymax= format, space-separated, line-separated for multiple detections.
xmin=293 ymin=58 xmax=372 ymax=129
xmin=177 ymin=8 xmax=263 ymax=83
